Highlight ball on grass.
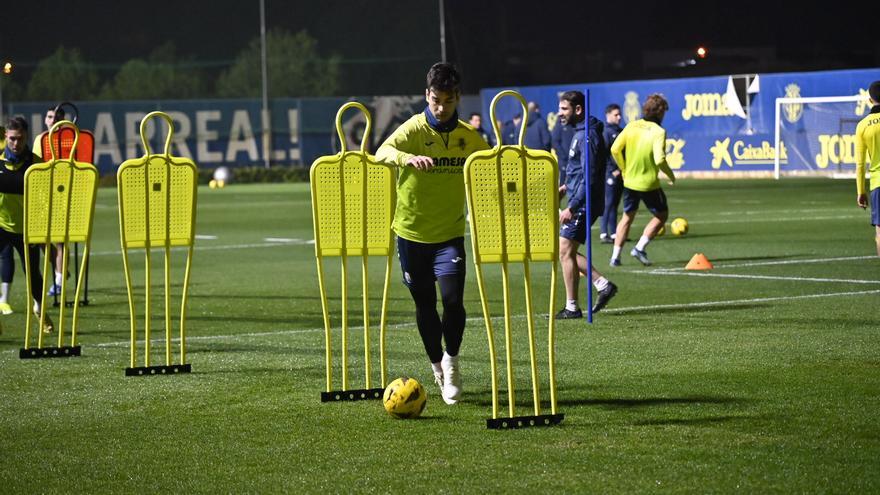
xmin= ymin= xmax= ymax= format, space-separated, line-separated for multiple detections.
xmin=671 ymin=217 xmax=689 ymax=236
xmin=383 ymin=377 xmax=427 ymax=419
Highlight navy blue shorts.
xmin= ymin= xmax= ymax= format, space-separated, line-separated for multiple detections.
xmin=622 ymin=187 xmax=668 ymax=214
xmin=560 ymin=209 xmax=588 ymax=244
xmin=397 ymin=236 xmax=466 ymax=289
xmin=872 ymin=188 xmax=880 ymax=226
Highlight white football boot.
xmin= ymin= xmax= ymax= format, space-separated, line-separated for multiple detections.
xmin=440 ymin=352 xmax=462 ymax=404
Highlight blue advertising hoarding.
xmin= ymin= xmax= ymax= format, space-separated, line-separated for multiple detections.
xmin=481 ymin=68 xmax=880 ymax=174
xmin=8 ymin=68 xmax=878 ymax=176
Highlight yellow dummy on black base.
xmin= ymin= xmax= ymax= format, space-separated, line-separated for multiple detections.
xmin=464 ymin=91 xmax=563 ymax=429
xmin=310 ymin=102 xmax=396 ymax=401
xmin=117 ymin=112 xmax=197 ymax=376
xmin=20 ymin=120 xmax=98 ymax=359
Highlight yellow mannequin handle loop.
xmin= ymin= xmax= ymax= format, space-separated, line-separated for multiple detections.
xmin=139 ymin=111 xmax=176 ymax=157
xmin=47 ymin=120 xmax=80 ymax=161
xmin=334 ymin=102 xmax=373 ymax=154
xmin=489 ymin=90 xmax=529 ymax=148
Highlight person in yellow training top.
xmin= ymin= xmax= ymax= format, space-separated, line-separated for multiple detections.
xmin=1 ymin=116 xmax=54 ymax=333
xmin=376 ymin=63 xmax=489 ymax=405
xmin=31 ymin=106 xmax=68 ymax=297
xmin=609 ymin=94 xmax=676 ymax=267
xmin=855 ymin=81 xmax=880 ymax=257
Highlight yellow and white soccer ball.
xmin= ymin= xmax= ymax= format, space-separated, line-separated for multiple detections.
xmin=209 ymin=179 xmax=218 ymax=189
xmin=383 ymin=377 xmax=427 ymax=419
xmin=671 ymin=217 xmax=689 ymax=236
xmin=656 ymin=224 xmax=666 ymax=237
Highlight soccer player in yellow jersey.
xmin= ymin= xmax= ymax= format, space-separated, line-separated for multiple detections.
xmin=376 ymin=63 xmax=489 ymax=404
xmin=1 ymin=117 xmax=54 ymax=332
xmin=609 ymin=94 xmax=676 ymax=266
xmin=855 ymin=81 xmax=880 ymax=257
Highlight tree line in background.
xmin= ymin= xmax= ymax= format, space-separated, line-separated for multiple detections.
xmin=4 ymin=29 xmax=342 ymax=102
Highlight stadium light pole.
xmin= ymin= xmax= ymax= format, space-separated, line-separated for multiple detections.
xmin=260 ymin=0 xmax=271 ymax=169
xmin=438 ymin=0 xmax=447 ymax=62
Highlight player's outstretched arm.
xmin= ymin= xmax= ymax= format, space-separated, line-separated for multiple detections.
xmin=654 ymin=129 xmax=675 ymax=184
xmin=854 ymin=124 xmax=867 ymax=201
xmin=610 ymin=128 xmax=627 ymax=177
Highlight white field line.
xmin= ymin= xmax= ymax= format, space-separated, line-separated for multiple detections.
xmin=654 ymin=255 xmax=876 ymax=272
xmin=88 ymin=240 xmax=315 ymax=257
xmin=603 ymin=289 xmax=880 ymax=314
xmin=645 ymin=271 xmax=880 ymax=285
xmin=90 ymin=288 xmax=880 ymax=349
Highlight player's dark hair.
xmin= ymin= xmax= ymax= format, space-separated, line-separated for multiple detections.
xmin=6 ymin=115 xmax=29 ymax=134
xmin=469 ymin=112 xmax=481 ymax=120
xmin=643 ymin=94 xmax=669 ymax=124
xmin=426 ymin=63 xmax=461 ymax=93
xmin=870 ymin=81 xmax=880 ymax=103
xmin=48 ymin=106 xmax=66 ymax=120
xmin=560 ymin=91 xmax=585 ymax=111
xmin=605 ymin=103 xmax=621 ymax=114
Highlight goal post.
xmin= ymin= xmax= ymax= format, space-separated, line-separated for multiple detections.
xmin=774 ymin=95 xmax=870 ymax=179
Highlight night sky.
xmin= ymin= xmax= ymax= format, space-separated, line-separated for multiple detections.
xmin=3 ymin=0 xmax=877 ymax=95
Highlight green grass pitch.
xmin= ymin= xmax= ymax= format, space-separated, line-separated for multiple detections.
xmin=1 ymin=179 xmax=878 ymax=493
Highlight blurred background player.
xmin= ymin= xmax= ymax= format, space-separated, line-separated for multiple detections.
xmin=376 ymin=63 xmax=489 ymax=404
xmin=609 ymin=94 xmax=675 ymax=267
xmin=511 ymin=101 xmax=550 ymax=151
xmin=502 ymin=113 xmax=521 ymax=145
xmin=600 ymin=103 xmax=624 ymax=244
xmin=855 ymin=80 xmax=880 ymax=256
xmin=1 ymin=116 xmax=54 ymax=332
xmin=552 ymin=92 xmax=579 ymax=186
xmin=556 ymin=91 xmax=618 ymax=319
xmin=31 ymin=105 xmax=68 ymax=296
xmin=468 ymin=112 xmax=494 ymax=146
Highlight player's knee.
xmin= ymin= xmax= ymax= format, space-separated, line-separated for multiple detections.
xmin=558 ymin=238 xmax=576 ymax=259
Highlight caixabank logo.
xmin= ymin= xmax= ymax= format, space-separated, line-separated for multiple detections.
xmin=709 ymin=137 xmax=787 ymax=168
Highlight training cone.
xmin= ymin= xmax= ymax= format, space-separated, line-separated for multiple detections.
xmin=685 ymin=253 xmax=713 ymax=270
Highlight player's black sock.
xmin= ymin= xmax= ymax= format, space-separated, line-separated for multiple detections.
xmin=408 ymin=283 xmax=444 ymax=363
xmin=438 ymin=274 xmax=466 ymax=357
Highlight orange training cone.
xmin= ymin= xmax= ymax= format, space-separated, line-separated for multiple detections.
xmin=685 ymin=253 xmax=713 ymax=270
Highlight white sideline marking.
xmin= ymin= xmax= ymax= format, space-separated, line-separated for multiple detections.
xmin=603 ymin=289 xmax=880 ymax=314
xmin=646 ymin=271 xmax=880 ymax=285
xmin=653 ymin=254 xmax=876 ymax=272
xmin=195 ymin=235 xmax=218 ymax=240
xmin=264 ymin=237 xmax=311 ymax=244
xmin=89 ymin=241 xmax=314 ymax=257
xmin=90 ymin=288 xmax=880 ymax=349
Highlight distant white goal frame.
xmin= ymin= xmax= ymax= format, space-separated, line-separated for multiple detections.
xmin=773 ymin=95 xmax=866 ymax=180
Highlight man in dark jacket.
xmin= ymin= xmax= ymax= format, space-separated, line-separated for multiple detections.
xmin=600 ymin=103 xmax=624 ymax=244
xmin=555 ymin=91 xmax=618 ymax=319
xmin=552 ymin=103 xmax=578 ymax=186
xmin=513 ymin=103 xmax=551 ymax=151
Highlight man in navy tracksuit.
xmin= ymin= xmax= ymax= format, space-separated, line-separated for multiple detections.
xmin=521 ymin=104 xmax=551 ymax=151
xmin=552 ymin=102 xmax=578 ymax=186
xmin=556 ymin=91 xmax=618 ymax=318
xmin=600 ymin=103 xmax=624 ymax=243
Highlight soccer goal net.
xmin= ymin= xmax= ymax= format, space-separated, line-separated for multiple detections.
xmin=774 ymin=95 xmax=871 ymax=179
